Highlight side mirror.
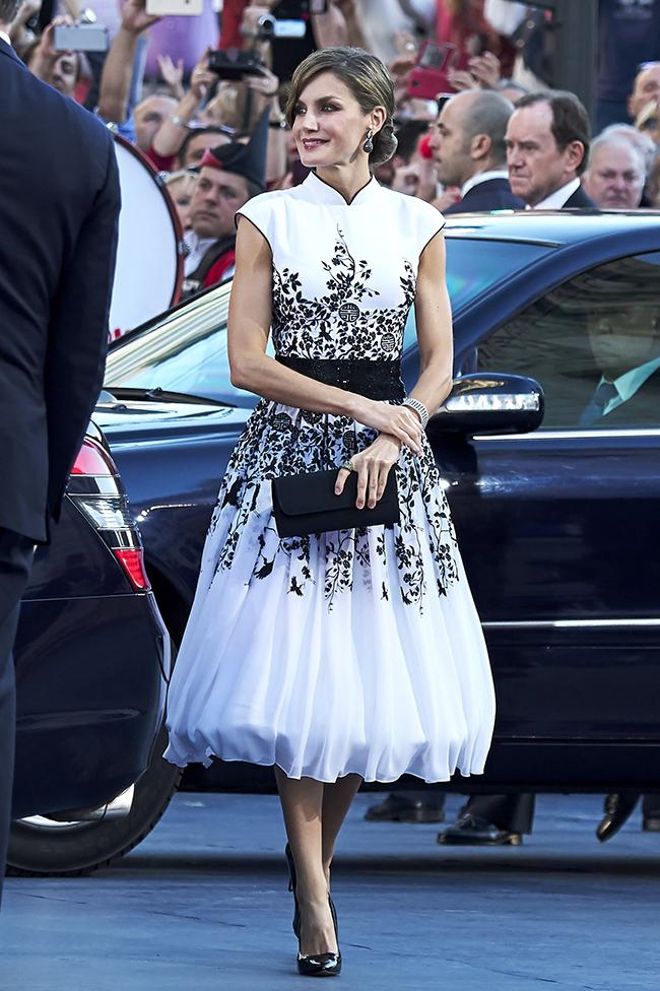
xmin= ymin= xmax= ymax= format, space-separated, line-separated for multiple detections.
xmin=429 ymin=372 xmax=544 ymax=435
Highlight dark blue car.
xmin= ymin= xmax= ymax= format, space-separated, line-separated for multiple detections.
xmin=101 ymin=210 xmax=660 ymax=793
xmin=9 ymin=425 xmax=176 ymax=877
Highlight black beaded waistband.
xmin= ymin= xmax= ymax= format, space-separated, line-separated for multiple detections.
xmin=276 ymin=355 xmax=405 ymax=402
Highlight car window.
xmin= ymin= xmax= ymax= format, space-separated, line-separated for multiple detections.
xmin=105 ymin=284 xmax=269 ymax=409
xmin=106 ymin=239 xmax=551 ymax=407
xmin=473 ymin=252 xmax=660 ymax=430
xmin=403 ymin=238 xmax=550 ymax=351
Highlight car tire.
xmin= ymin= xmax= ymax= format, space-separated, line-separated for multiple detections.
xmin=6 ymin=723 xmax=181 ymax=877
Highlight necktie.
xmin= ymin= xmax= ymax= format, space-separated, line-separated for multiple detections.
xmin=578 ymin=381 xmax=619 ymax=427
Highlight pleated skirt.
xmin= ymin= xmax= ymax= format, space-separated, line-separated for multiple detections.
xmin=164 ymin=398 xmax=496 ymax=783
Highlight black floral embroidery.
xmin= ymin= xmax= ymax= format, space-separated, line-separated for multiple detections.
xmin=271 ymin=227 xmax=417 ymax=360
xmin=204 ymin=224 xmax=460 ymax=610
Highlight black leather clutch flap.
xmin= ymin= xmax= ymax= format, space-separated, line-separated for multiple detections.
xmin=272 ymin=468 xmax=400 ymax=538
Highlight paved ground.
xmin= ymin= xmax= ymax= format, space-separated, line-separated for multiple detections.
xmin=3 ymin=792 xmax=660 ymax=991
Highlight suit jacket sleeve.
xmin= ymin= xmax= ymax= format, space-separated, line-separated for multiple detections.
xmin=44 ymin=131 xmax=121 ymax=521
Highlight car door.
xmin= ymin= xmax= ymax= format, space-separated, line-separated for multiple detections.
xmin=437 ymin=251 xmax=660 ymax=782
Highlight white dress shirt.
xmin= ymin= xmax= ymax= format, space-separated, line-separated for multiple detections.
xmin=460 ymin=169 xmax=510 ymax=199
xmin=529 ymin=177 xmax=581 ymax=210
xmin=183 ymin=230 xmax=217 ymax=277
xmin=0 ymin=30 xmax=11 ymax=45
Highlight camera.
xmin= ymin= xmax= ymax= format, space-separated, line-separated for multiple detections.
xmin=256 ymin=14 xmax=306 ymax=40
xmin=207 ymin=50 xmax=268 ymax=80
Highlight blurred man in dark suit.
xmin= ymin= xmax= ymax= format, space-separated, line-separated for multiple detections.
xmin=0 ymin=4 xmax=120 ymax=901
xmin=506 ymin=90 xmax=596 ymax=210
xmin=581 ymin=304 xmax=660 ymax=428
xmin=429 ymin=89 xmax=525 ymax=214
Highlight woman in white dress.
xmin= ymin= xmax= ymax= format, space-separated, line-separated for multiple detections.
xmin=165 ymin=46 xmax=495 ymax=977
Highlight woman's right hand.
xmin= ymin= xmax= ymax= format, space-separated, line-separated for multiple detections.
xmin=355 ymin=400 xmax=423 ymax=455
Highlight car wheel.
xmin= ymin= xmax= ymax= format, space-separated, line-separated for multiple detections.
xmin=6 ymin=724 xmax=181 ymax=877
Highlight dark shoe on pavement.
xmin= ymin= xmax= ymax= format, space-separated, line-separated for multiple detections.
xmin=642 ymin=817 xmax=660 ymax=832
xmin=436 ymin=813 xmax=522 ymax=846
xmin=364 ymin=792 xmax=445 ymax=824
xmin=596 ymin=793 xmax=639 ymax=843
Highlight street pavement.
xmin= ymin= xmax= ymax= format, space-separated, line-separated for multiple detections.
xmin=3 ymin=791 xmax=660 ymax=991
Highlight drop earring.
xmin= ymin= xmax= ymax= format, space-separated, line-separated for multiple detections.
xmin=363 ymin=129 xmax=374 ymax=154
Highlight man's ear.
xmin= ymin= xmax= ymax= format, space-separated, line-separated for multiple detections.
xmin=565 ymin=139 xmax=586 ymax=172
xmin=470 ymin=132 xmax=492 ymax=161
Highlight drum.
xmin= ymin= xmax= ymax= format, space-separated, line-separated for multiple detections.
xmin=110 ymin=134 xmax=184 ymax=340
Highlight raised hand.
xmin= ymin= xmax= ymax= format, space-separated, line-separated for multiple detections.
xmin=157 ymin=53 xmax=185 ymax=99
xmin=467 ymin=51 xmax=502 ymax=90
xmin=120 ymin=0 xmax=161 ymax=35
xmin=190 ymin=50 xmax=216 ymax=102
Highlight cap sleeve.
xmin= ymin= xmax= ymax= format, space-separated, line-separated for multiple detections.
xmin=417 ymin=202 xmax=446 ymax=258
xmin=235 ymin=193 xmax=274 ymax=252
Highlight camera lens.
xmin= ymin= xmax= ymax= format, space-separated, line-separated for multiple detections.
xmin=257 ymin=14 xmax=276 ymax=37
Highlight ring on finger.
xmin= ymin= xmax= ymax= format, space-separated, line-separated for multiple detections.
xmin=341 ymin=460 xmax=356 ymax=472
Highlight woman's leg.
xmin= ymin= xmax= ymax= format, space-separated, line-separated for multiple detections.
xmin=275 ymin=768 xmax=338 ymax=956
xmin=321 ymin=774 xmax=362 ymax=883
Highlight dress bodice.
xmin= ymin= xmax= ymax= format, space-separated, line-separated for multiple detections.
xmin=236 ymin=172 xmax=444 ymax=362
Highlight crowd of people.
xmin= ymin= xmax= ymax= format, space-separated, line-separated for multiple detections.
xmin=7 ymin=0 xmax=660 ymax=303
xmin=7 ymin=0 xmax=660 ymax=850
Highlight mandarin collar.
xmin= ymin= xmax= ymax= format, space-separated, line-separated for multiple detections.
xmin=303 ymin=170 xmax=380 ymax=207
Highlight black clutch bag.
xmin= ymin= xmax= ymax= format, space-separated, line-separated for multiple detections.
xmin=272 ymin=468 xmax=400 ymax=538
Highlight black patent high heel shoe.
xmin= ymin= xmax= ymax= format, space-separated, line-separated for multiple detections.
xmin=297 ymin=893 xmax=341 ymax=977
xmin=284 ymin=843 xmax=301 ymax=938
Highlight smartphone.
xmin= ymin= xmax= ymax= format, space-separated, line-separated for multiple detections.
xmin=407 ymin=42 xmax=468 ymax=101
xmin=53 ymin=24 xmax=109 ymax=52
xmin=145 ymin=0 xmax=203 ymax=16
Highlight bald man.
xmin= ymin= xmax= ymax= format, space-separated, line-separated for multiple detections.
xmin=428 ymin=89 xmax=524 ymax=214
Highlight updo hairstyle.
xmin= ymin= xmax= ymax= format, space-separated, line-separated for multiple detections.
xmin=285 ymin=47 xmax=398 ymax=167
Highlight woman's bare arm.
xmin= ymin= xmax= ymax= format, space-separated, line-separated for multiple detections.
xmin=407 ymin=231 xmax=454 ymax=416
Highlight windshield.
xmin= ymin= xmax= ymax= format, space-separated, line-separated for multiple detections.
xmin=105 ymin=238 xmax=550 ymax=407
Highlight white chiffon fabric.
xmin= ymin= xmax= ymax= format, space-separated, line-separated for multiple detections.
xmin=164 ymin=173 xmax=496 ymax=783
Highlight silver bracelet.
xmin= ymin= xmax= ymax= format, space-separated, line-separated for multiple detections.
xmin=170 ymin=115 xmax=188 ymax=128
xmin=403 ymin=397 xmax=429 ymax=429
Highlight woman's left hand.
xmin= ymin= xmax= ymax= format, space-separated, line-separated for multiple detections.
xmin=335 ymin=434 xmax=402 ymax=510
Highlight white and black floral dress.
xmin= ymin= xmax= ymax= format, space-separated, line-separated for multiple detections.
xmin=164 ymin=172 xmax=495 ymax=783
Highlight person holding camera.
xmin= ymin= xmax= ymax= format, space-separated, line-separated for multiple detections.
xmin=165 ymin=45 xmax=495 ymax=976
xmin=25 ymin=15 xmax=85 ymax=97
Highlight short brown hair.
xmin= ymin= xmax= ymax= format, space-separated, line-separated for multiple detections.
xmin=515 ymin=90 xmax=591 ymax=175
xmin=286 ymin=47 xmax=398 ymax=166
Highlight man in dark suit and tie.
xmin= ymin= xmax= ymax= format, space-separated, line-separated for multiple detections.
xmin=428 ymin=89 xmax=525 ymax=214
xmin=436 ymin=90 xmax=597 ymax=846
xmin=505 ymin=90 xmax=597 ymax=210
xmin=0 ymin=3 xmax=120 ymax=901
xmin=581 ymin=305 xmax=660 ymax=428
